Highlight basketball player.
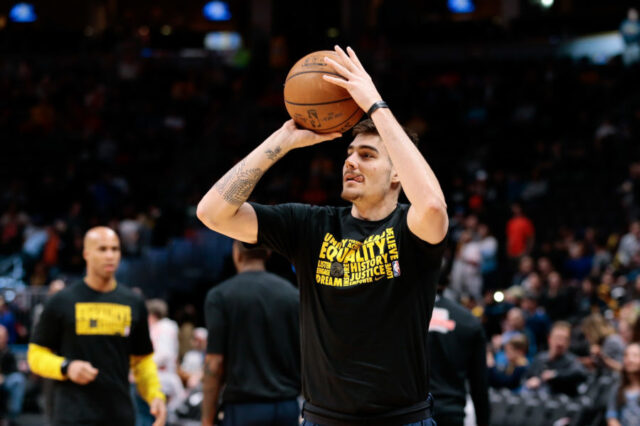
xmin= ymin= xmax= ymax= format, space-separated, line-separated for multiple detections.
xmin=197 ymin=45 xmax=448 ymax=424
xmin=202 ymin=242 xmax=300 ymax=426
xmin=27 ymin=227 xmax=166 ymax=426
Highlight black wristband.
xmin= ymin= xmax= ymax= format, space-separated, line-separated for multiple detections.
xmin=367 ymin=100 xmax=389 ymax=117
xmin=60 ymin=359 xmax=71 ymax=376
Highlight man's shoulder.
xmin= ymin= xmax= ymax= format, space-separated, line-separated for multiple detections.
xmin=437 ymin=297 xmax=482 ymax=328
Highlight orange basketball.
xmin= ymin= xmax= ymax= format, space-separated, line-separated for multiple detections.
xmin=284 ymin=50 xmax=364 ymax=134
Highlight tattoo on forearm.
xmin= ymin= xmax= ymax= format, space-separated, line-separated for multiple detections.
xmin=265 ymin=146 xmax=282 ymax=161
xmin=213 ymin=159 xmax=264 ymax=206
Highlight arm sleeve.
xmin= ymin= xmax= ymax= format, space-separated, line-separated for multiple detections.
xmin=468 ymin=325 xmax=490 ymax=426
xmin=130 ymin=354 xmax=165 ymax=404
xmin=29 ymin=295 xmax=65 ymax=380
xmin=205 ymin=290 xmax=226 ymax=354
xmin=27 ymin=343 xmax=66 ymax=381
xmin=249 ymin=202 xmax=310 ymax=260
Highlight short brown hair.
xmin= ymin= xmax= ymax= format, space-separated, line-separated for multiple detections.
xmin=506 ymin=333 xmax=528 ymax=354
xmin=352 ymin=119 xmax=420 ymax=147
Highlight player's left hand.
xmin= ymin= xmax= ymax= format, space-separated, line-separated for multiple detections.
xmin=322 ymin=45 xmax=383 ymax=113
xmin=150 ymin=397 xmax=167 ymax=426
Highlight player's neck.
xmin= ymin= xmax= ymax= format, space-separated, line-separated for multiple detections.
xmin=236 ymin=262 xmax=266 ymax=273
xmin=351 ymin=197 xmax=397 ymax=221
xmin=84 ymin=274 xmax=117 ymax=292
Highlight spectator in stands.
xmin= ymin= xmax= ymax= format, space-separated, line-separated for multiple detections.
xmin=0 ymin=324 xmax=25 ymax=422
xmin=524 ymin=321 xmax=588 ymax=397
xmin=511 ymin=256 xmax=535 ymax=287
xmin=487 ymin=333 xmax=529 ymax=390
xmin=478 ymin=223 xmax=498 ymax=292
xmin=542 ymin=271 xmax=573 ymax=321
xmin=617 ymin=222 xmax=640 ymax=268
xmin=500 ymin=307 xmax=537 ymax=360
xmin=564 ymin=241 xmax=594 ymax=281
xmin=521 ymin=293 xmax=551 ymax=353
xmin=606 ymin=342 xmax=640 ymax=426
xmin=536 ymin=256 xmax=555 ymax=283
xmin=620 ymin=8 xmax=640 ymax=65
xmin=451 ymin=230 xmax=483 ymax=303
xmin=506 ymin=203 xmax=535 ymax=262
xmin=0 ymin=297 xmax=17 ymax=345
xmin=146 ymin=299 xmax=185 ymax=421
xmin=179 ymin=327 xmax=207 ymax=391
xmin=573 ymin=276 xmax=608 ymax=321
xmin=582 ymin=313 xmax=625 ymax=373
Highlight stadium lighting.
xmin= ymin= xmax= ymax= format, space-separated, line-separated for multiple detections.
xmin=9 ymin=3 xmax=36 ymax=23
xmin=203 ymin=1 xmax=231 ymax=22
xmin=448 ymin=0 xmax=475 ymax=14
xmin=541 ymin=0 xmax=554 ymax=8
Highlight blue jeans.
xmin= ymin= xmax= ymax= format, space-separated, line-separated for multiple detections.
xmin=1 ymin=372 xmax=25 ymax=420
xmin=302 ymin=420 xmax=436 ymax=426
xmin=223 ymin=399 xmax=299 ymax=426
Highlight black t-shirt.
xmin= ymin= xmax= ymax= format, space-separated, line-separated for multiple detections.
xmin=250 ymin=202 xmax=446 ymax=421
xmin=428 ymin=296 xmax=489 ymax=426
xmin=205 ymin=270 xmax=300 ymax=403
xmin=31 ymin=281 xmax=153 ymax=426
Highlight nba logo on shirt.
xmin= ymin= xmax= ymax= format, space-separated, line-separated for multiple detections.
xmin=392 ymin=260 xmax=401 ymax=277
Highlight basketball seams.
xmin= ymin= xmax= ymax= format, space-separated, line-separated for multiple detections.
xmin=284 ymin=97 xmax=353 ymax=106
xmin=320 ymin=107 xmax=364 ymax=131
xmin=285 ymin=71 xmax=344 ymax=82
xmin=284 ymin=50 xmax=362 ymax=133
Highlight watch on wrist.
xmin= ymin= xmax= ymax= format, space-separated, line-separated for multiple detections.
xmin=60 ymin=359 xmax=71 ymax=376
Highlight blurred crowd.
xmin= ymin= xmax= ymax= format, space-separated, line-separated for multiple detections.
xmin=1 ymin=29 xmax=640 ymax=423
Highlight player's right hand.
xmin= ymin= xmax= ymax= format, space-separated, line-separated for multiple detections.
xmin=278 ymin=119 xmax=342 ymax=150
xmin=67 ymin=360 xmax=99 ymax=385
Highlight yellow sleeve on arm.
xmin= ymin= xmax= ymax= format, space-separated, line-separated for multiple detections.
xmin=130 ymin=354 xmax=166 ymax=404
xmin=27 ymin=343 xmax=66 ymax=381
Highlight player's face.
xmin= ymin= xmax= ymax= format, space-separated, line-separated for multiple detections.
xmin=341 ymin=134 xmax=398 ymax=203
xmin=85 ymin=231 xmax=121 ymax=278
xmin=548 ymin=327 xmax=570 ymax=356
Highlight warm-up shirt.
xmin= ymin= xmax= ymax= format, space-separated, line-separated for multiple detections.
xmin=30 ymin=281 xmax=154 ymax=425
xmin=428 ymin=295 xmax=490 ymax=426
xmin=250 ymin=202 xmax=446 ymax=424
xmin=205 ymin=270 xmax=301 ymax=403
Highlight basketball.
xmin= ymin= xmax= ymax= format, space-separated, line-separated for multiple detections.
xmin=284 ymin=50 xmax=364 ymax=134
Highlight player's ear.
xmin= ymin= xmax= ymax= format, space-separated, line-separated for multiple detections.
xmin=390 ymin=167 xmax=400 ymax=184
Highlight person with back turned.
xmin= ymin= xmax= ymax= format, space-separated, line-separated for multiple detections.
xmin=201 ymin=241 xmax=300 ymax=426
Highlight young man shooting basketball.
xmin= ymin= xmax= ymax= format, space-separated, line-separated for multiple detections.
xmin=197 ymin=45 xmax=448 ymax=425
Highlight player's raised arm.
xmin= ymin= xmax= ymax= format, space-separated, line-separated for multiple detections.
xmin=196 ymin=120 xmax=341 ymax=243
xmin=323 ymin=45 xmax=448 ymax=244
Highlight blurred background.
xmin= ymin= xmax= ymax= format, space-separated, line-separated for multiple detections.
xmin=2 ymin=0 xmax=640 ymax=424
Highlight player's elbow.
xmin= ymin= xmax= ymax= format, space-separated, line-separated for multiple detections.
xmin=421 ymin=202 xmax=449 ymax=241
xmin=197 ymin=199 xmax=222 ymax=230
